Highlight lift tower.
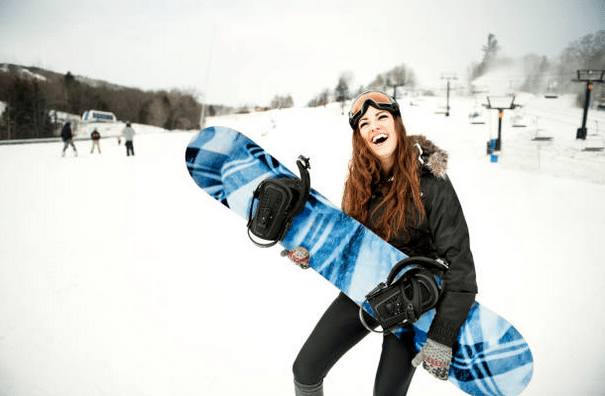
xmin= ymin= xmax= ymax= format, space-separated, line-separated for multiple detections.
xmin=572 ymin=70 xmax=605 ymax=140
xmin=485 ymin=95 xmax=518 ymax=152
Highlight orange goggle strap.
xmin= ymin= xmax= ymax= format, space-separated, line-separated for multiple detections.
xmin=348 ymin=91 xmax=400 ymax=129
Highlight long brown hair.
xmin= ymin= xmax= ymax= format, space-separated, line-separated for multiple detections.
xmin=341 ymin=114 xmax=425 ymax=242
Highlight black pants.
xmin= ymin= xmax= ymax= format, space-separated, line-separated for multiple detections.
xmin=293 ymin=293 xmax=416 ymax=396
xmin=125 ymin=140 xmax=134 ymax=156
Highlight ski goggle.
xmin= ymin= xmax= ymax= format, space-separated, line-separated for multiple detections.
xmin=348 ymin=90 xmax=400 ymax=129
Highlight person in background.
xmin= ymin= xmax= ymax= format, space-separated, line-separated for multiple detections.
xmin=61 ymin=122 xmax=77 ymax=157
xmin=292 ymin=91 xmax=477 ymax=396
xmin=121 ymin=122 xmax=135 ymax=156
xmin=90 ymin=128 xmax=101 ymax=154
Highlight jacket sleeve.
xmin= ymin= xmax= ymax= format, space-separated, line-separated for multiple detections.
xmin=423 ymin=174 xmax=477 ymax=347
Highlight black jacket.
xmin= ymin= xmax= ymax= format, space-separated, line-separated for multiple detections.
xmin=367 ymin=135 xmax=477 ymax=347
xmin=61 ymin=124 xmax=72 ymax=142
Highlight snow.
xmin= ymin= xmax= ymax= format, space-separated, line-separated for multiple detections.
xmin=19 ymin=68 xmax=47 ymax=82
xmin=1 ymin=96 xmax=605 ymax=396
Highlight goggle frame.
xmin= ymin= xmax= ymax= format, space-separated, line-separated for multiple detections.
xmin=348 ymin=91 xmax=400 ymax=129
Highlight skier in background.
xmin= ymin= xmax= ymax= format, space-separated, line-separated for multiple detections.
xmin=292 ymin=91 xmax=477 ymax=396
xmin=90 ymin=128 xmax=101 ymax=154
xmin=60 ymin=122 xmax=77 ymax=157
xmin=121 ymin=122 xmax=135 ymax=156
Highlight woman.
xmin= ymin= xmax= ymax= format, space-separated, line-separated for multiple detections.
xmin=292 ymin=91 xmax=477 ymax=396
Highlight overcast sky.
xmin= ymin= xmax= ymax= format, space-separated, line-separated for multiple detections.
xmin=1 ymin=0 xmax=603 ymax=107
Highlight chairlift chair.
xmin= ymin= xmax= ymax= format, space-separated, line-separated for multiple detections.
xmin=512 ymin=107 xmax=528 ymax=128
xmin=468 ymin=107 xmax=486 ymax=124
xmin=581 ymin=120 xmax=604 ymax=151
xmin=532 ymin=130 xmax=553 ymax=141
xmin=582 ymin=134 xmax=604 ymax=151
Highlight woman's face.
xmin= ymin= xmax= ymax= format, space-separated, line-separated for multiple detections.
xmin=358 ymin=106 xmax=398 ymax=172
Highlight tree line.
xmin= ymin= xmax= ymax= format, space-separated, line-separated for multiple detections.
xmin=308 ymin=65 xmax=417 ymax=109
xmin=468 ymin=30 xmax=605 ymax=101
xmin=308 ymin=30 xmax=605 ymax=109
xmin=0 ymin=65 xmax=203 ymax=140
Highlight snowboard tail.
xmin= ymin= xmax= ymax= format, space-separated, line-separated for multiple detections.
xmin=185 ymin=126 xmax=533 ymax=396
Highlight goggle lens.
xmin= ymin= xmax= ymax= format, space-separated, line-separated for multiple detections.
xmin=350 ymin=91 xmax=393 ymax=115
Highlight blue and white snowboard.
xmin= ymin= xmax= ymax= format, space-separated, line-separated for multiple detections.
xmin=185 ymin=126 xmax=533 ymax=396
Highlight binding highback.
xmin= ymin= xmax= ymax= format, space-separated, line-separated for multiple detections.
xmin=247 ymin=156 xmax=311 ymax=247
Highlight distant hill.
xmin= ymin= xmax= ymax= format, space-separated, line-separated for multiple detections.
xmin=0 ymin=63 xmax=204 ymax=140
xmin=0 ymin=63 xmax=131 ymax=90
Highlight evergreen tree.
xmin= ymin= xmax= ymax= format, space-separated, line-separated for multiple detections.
xmin=471 ymin=33 xmax=501 ymax=80
xmin=1 ymin=75 xmax=53 ymax=139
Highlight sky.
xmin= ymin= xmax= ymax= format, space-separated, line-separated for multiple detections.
xmin=0 ymin=0 xmax=604 ymax=107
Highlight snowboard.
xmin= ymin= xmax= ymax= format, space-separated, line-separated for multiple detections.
xmin=185 ymin=126 xmax=533 ymax=396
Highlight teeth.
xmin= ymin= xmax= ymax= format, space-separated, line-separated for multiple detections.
xmin=372 ymin=134 xmax=388 ymax=144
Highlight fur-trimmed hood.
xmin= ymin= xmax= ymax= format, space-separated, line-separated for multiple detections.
xmin=408 ymin=135 xmax=448 ymax=179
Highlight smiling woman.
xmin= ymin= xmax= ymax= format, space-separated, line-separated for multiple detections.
xmin=292 ymin=90 xmax=478 ymax=396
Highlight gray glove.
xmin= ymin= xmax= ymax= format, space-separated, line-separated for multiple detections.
xmin=412 ymin=338 xmax=452 ymax=381
xmin=281 ymin=246 xmax=310 ymax=269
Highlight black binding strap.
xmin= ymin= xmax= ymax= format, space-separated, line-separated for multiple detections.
xmin=247 ymin=156 xmax=311 ymax=247
xmin=359 ymin=256 xmax=446 ymax=334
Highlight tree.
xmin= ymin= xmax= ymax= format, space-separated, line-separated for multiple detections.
xmin=548 ymin=30 xmax=605 ymax=99
xmin=307 ymin=89 xmax=330 ymax=107
xmin=471 ymin=33 xmax=501 ymax=80
xmin=520 ymin=54 xmax=552 ymax=94
xmin=0 ymin=75 xmax=53 ymax=140
xmin=164 ymin=91 xmax=202 ymax=130
xmin=335 ymin=72 xmax=353 ymax=114
xmin=334 ymin=73 xmax=351 ymax=102
xmin=0 ymin=65 xmax=205 ymax=133
xmin=386 ymin=65 xmax=415 ymax=88
xmin=367 ymin=64 xmax=416 ymax=94
xmin=139 ymin=94 xmax=170 ymax=127
xmin=483 ymin=34 xmax=500 ymax=65
xmin=270 ymin=94 xmax=294 ymax=109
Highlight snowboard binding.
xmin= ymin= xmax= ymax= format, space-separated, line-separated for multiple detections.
xmin=360 ymin=256 xmax=447 ymax=334
xmin=247 ymin=155 xmax=311 ymax=248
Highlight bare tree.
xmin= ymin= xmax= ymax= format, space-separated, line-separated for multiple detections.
xmin=270 ymin=94 xmax=294 ymax=109
xmin=335 ymin=72 xmax=354 ymax=114
xmin=367 ymin=64 xmax=416 ymax=95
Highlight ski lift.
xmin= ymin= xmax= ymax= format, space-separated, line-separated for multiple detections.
xmin=572 ymin=70 xmax=605 ymax=139
xmin=512 ymin=106 xmax=528 ymax=128
xmin=582 ymin=121 xmax=604 ymax=151
xmin=435 ymin=106 xmax=449 ymax=115
xmin=582 ymin=135 xmax=604 ymax=151
xmin=533 ymin=133 xmax=553 ymax=142
xmin=484 ymin=95 xmax=518 ymax=151
xmin=468 ymin=107 xmax=486 ymax=124
xmin=469 ymin=88 xmax=488 ymax=124
xmin=544 ymin=81 xmax=558 ymax=99
xmin=529 ymin=117 xmax=553 ymax=141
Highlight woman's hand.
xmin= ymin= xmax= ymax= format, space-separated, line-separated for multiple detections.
xmin=412 ymin=338 xmax=452 ymax=380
